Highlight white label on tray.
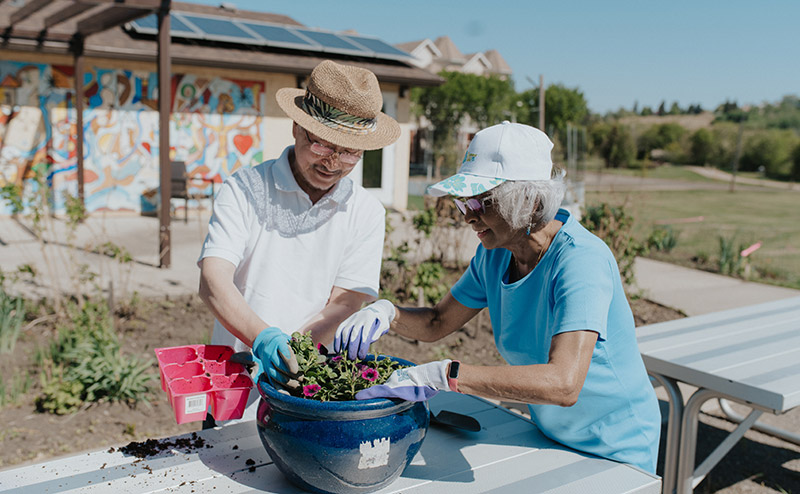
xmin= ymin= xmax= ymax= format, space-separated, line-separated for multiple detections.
xmin=358 ymin=438 xmax=390 ymax=469
xmin=184 ymin=394 xmax=207 ymax=414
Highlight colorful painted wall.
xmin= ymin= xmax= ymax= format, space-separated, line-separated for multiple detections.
xmin=0 ymin=60 xmax=265 ymax=215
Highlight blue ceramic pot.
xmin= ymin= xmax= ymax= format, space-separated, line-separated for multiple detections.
xmin=256 ymin=357 xmax=429 ymax=494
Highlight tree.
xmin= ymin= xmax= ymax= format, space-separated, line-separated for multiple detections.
xmin=599 ymin=124 xmax=635 ymax=168
xmin=412 ymin=72 xmax=515 ymax=177
xmin=637 ymin=123 xmax=687 ymax=160
xmin=791 ymin=142 xmax=800 ymax=181
xmin=657 ymin=101 xmax=666 ymax=116
xmin=668 ymin=102 xmax=682 ymax=115
xmin=516 ymin=83 xmax=589 ymax=148
xmin=640 ymin=106 xmax=653 ymax=116
xmin=689 ymin=128 xmax=713 ymax=166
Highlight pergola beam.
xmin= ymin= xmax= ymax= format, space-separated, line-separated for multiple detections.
xmin=10 ymin=0 xmax=56 ymax=25
xmin=78 ymin=0 xmax=163 ymax=7
xmin=45 ymin=2 xmax=95 ymax=29
xmin=76 ymin=5 xmax=153 ymax=37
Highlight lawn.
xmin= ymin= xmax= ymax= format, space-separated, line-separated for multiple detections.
xmin=585 ymin=160 xmax=715 ymax=182
xmin=587 ymin=188 xmax=800 ymax=289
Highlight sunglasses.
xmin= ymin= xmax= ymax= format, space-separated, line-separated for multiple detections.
xmin=303 ymin=129 xmax=362 ymax=165
xmin=453 ymin=196 xmax=492 ymax=215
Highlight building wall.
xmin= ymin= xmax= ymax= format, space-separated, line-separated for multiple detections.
xmin=0 ymin=50 xmax=410 ymax=215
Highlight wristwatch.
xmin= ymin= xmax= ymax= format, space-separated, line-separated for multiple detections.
xmin=447 ymin=360 xmax=461 ymax=393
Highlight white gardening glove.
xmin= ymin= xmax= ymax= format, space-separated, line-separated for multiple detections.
xmin=333 ymin=299 xmax=396 ymax=360
xmin=355 ymin=360 xmax=452 ymax=402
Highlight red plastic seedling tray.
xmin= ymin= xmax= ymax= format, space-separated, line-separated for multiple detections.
xmin=154 ymin=345 xmax=252 ymax=424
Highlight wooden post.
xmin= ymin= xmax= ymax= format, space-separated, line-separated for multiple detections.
xmin=73 ymin=37 xmax=85 ymax=208
xmin=538 ymin=74 xmax=545 ymax=131
xmin=158 ymin=6 xmax=171 ymax=268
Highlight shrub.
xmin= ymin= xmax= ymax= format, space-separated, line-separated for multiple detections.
xmin=581 ymin=203 xmax=647 ymax=284
xmin=412 ymin=261 xmax=448 ymax=304
xmin=689 ymin=128 xmax=714 ymax=166
xmin=718 ymin=235 xmax=744 ymax=276
xmin=36 ymin=299 xmax=154 ymax=414
xmin=647 ymin=226 xmax=679 ymax=253
xmin=740 ymin=129 xmax=798 ymax=177
xmin=0 ymin=287 xmax=25 ymax=354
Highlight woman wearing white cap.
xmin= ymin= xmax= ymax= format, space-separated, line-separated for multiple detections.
xmin=333 ymin=122 xmax=661 ymax=473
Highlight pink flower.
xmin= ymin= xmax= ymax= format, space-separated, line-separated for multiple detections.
xmin=303 ymin=384 xmax=321 ymax=397
xmin=361 ymin=368 xmax=379 ymax=382
xmin=330 ymin=355 xmax=342 ymax=363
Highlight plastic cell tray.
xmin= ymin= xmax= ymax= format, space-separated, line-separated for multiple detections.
xmin=154 ymin=345 xmax=253 ymax=424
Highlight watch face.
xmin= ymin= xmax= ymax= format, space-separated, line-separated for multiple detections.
xmin=448 ymin=361 xmax=460 ymax=379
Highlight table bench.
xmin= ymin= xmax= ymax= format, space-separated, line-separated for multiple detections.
xmin=637 ymin=296 xmax=800 ymax=494
xmin=0 ymin=392 xmax=660 ymax=493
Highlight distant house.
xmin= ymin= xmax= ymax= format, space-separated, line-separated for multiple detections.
xmin=0 ymin=2 xmax=441 ymax=215
xmin=394 ymin=36 xmax=513 ymax=177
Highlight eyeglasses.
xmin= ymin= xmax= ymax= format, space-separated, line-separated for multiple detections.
xmin=303 ymin=129 xmax=362 ymax=165
xmin=453 ymin=196 xmax=492 ymax=215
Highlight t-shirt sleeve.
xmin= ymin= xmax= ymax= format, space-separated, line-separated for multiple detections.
xmin=551 ymin=251 xmax=615 ymax=341
xmin=451 ymin=249 xmax=488 ymax=309
xmin=198 ymin=176 xmax=252 ymax=267
xmin=333 ymin=200 xmax=385 ymax=298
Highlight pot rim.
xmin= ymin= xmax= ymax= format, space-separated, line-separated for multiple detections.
xmin=257 ymin=355 xmax=420 ymax=420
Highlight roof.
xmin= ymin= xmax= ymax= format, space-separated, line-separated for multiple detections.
xmin=483 ymin=49 xmax=512 ymax=75
xmin=0 ymin=1 xmax=442 ymax=87
xmin=433 ymin=36 xmax=465 ymax=63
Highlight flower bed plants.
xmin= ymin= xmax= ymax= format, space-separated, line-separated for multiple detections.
xmin=287 ymin=332 xmax=408 ymax=401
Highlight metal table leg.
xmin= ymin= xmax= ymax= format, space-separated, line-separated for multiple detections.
xmin=649 ymin=373 xmax=683 ymax=494
xmin=718 ymin=398 xmax=800 ymax=446
xmin=676 ymin=389 xmax=763 ymax=494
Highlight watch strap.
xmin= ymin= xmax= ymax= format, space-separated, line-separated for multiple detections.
xmin=447 ymin=360 xmax=461 ymax=393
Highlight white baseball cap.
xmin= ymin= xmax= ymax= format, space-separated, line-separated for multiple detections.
xmin=427 ymin=121 xmax=554 ymax=197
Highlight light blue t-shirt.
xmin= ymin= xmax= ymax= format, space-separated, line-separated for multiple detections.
xmin=451 ymin=209 xmax=661 ymax=473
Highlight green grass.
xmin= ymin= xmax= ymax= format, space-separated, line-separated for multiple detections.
xmin=407 ymin=194 xmax=425 ymax=211
xmin=586 ymin=188 xmax=800 ymax=289
xmin=587 ymin=163 xmax=715 ymax=182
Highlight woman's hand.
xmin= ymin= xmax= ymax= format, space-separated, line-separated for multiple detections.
xmin=333 ymin=300 xmax=396 ymax=359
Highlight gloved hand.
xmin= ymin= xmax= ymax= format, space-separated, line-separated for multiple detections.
xmin=333 ymin=300 xmax=396 ymax=360
xmin=252 ymin=327 xmax=299 ymax=386
xmin=355 ymin=359 xmax=452 ymax=402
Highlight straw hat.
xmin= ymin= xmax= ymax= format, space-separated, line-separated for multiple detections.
xmin=276 ymin=60 xmax=401 ymax=151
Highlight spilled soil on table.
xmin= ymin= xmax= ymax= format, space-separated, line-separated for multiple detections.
xmin=1 ymin=293 xmax=797 ymax=494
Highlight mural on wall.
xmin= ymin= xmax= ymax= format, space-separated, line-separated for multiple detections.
xmin=0 ymin=60 xmax=265 ymax=215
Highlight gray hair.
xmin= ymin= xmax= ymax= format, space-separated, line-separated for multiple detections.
xmin=490 ymin=166 xmax=566 ymax=232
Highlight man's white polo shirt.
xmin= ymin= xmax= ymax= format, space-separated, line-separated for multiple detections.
xmin=199 ymin=146 xmax=385 ymax=352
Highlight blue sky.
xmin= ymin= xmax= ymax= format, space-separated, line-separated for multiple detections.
xmin=192 ymin=0 xmax=799 ymax=114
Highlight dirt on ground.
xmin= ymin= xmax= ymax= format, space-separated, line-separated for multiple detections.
xmin=0 ymin=294 xmax=797 ymax=493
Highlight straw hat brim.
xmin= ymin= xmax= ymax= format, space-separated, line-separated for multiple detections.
xmin=276 ymin=88 xmax=401 ymax=151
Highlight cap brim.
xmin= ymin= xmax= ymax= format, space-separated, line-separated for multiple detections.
xmin=276 ymin=88 xmax=400 ymax=151
xmin=426 ymin=173 xmax=506 ymax=197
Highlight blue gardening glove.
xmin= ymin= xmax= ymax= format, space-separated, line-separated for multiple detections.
xmin=252 ymin=327 xmax=299 ymax=385
xmin=333 ymin=300 xmax=396 ymax=360
xmin=355 ymin=359 xmax=452 ymax=402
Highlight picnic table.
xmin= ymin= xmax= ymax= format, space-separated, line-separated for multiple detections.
xmin=0 ymin=392 xmax=660 ymax=493
xmin=637 ymin=296 xmax=800 ymax=494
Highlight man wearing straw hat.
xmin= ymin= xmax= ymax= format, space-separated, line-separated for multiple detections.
xmin=198 ymin=60 xmax=400 ymax=416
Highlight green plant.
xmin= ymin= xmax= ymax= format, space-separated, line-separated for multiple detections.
xmin=36 ymin=299 xmax=154 ymax=414
xmin=647 ymin=226 xmax=679 ymax=253
xmin=718 ymin=235 xmax=744 ymax=276
xmin=581 ymin=203 xmax=647 ymax=284
xmin=287 ymin=332 xmax=408 ymax=402
xmin=0 ymin=287 xmax=25 ymax=353
xmin=412 ymin=261 xmax=448 ymax=304
xmin=412 ymin=207 xmax=437 ymax=237
xmin=0 ymin=372 xmax=32 ymax=407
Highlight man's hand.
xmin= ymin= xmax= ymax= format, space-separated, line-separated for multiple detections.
xmin=355 ymin=360 xmax=452 ymax=402
xmin=252 ymin=327 xmax=300 ymax=386
xmin=333 ymin=300 xmax=396 ymax=360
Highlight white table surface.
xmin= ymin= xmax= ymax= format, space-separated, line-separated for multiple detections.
xmin=0 ymin=392 xmax=660 ymax=494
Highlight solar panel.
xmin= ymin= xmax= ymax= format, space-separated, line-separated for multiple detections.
xmin=129 ymin=14 xmax=199 ymax=37
xmin=179 ymin=14 xmax=260 ymax=43
xmin=342 ymin=35 xmax=412 ymax=60
xmin=294 ymin=29 xmax=365 ymax=54
xmin=126 ymin=11 xmax=413 ymax=63
xmin=239 ymin=22 xmax=317 ymax=49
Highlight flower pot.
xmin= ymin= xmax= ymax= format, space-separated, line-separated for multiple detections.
xmin=256 ymin=357 xmax=429 ymax=494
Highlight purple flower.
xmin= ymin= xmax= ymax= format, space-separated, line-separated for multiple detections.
xmin=303 ymin=384 xmax=321 ymax=397
xmin=330 ymin=355 xmax=342 ymax=363
xmin=361 ymin=368 xmax=379 ymax=382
